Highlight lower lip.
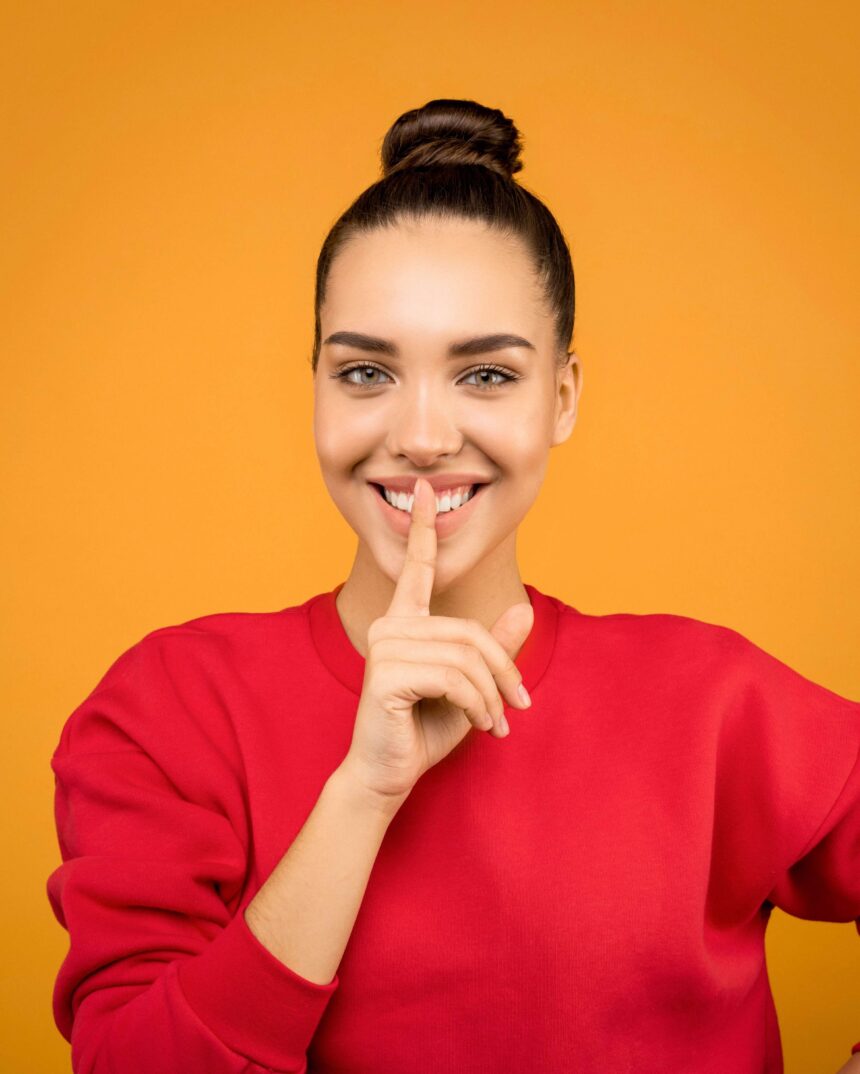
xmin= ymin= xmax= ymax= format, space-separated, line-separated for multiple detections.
xmin=370 ymin=483 xmax=490 ymax=539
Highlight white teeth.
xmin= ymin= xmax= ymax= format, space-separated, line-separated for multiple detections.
xmin=382 ymin=484 xmax=477 ymax=514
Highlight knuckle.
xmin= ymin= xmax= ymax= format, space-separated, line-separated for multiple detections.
xmin=369 ymin=637 xmax=395 ymax=662
xmin=368 ymin=655 xmax=391 ymax=678
xmin=457 ymin=641 xmax=475 ymax=666
xmin=443 ymin=664 xmax=463 ymax=690
xmin=367 ymin=617 xmax=388 ymax=647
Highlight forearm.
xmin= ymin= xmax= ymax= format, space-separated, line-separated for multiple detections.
xmin=244 ymin=761 xmax=404 ymax=985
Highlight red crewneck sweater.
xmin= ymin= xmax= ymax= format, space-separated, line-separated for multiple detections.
xmin=47 ymin=583 xmax=860 ymax=1073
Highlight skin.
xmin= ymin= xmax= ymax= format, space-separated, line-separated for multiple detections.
xmin=312 ymin=214 xmax=583 ymax=659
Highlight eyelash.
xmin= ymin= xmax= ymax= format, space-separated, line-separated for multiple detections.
xmin=329 ymin=361 xmax=520 ymax=391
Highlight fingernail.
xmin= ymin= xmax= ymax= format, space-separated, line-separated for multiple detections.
xmin=517 ymin=683 xmax=531 ymax=707
xmin=500 ymin=715 xmax=510 ymax=736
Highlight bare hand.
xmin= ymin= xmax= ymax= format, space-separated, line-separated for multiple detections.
xmin=342 ymin=476 xmax=534 ymax=804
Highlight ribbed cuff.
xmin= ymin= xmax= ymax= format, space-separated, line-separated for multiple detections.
xmin=177 ymin=907 xmax=339 ymax=1069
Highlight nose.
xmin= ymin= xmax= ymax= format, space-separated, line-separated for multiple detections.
xmin=385 ymin=383 xmax=463 ymax=465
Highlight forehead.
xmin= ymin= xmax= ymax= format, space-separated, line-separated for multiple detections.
xmin=322 ymin=217 xmax=548 ymax=338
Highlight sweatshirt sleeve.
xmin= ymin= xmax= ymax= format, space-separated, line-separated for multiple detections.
xmin=46 ymin=628 xmax=339 ymax=1074
xmin=765 ymin=743 xmax=860 ymax=1058
xmin=710 ymin=626 xmax=860 ymax=1060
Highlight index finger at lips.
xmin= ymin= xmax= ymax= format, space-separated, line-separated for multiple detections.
xmin=386 ymin=477 xmax=438 ymax=618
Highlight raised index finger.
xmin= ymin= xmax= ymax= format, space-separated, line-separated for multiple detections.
xmin=386 ymin=477 xmax=437 ymax=618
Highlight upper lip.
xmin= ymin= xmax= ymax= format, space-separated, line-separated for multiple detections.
xmin=367 ymin=474 xmax=492 ymax=493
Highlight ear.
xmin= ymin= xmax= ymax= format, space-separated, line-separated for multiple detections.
xmin=551 ymin=351 xmax=583 ymax=447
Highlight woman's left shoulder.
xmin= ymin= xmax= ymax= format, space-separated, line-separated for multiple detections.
xmin=543 ymin=588 xmax=742 ymax=664
xmin=543 ymin=590 xmax=859 ymax=710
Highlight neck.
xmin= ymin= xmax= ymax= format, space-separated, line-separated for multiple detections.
xmin=335 ymin=532 xmax=528 ymax=660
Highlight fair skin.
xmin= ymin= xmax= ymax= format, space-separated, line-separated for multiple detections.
xmin=312 ymin=214 xmax=582 ymax=651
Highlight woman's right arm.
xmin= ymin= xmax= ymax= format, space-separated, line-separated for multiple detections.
xmin=242 ymin=759 xmax=404 ymax=988
xmin=47 ymin=633 xmax=400 ymax=1074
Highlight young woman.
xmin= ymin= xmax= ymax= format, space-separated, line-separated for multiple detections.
xmin=47 ymin=98 xmax=860 ymax=1074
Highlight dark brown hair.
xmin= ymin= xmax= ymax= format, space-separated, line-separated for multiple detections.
xmin=309 ymin=98 xmax=575 ymax=372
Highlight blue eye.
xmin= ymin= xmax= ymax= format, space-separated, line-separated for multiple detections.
xmin=330 ymin=362 xmax=518 ymax=391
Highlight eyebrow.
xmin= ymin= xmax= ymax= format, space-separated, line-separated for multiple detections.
xmin=321 ymin=330 xmax=536 ymax=358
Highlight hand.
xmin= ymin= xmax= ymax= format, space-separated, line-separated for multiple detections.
xmin=833 ymin=1053 xmax=860 ymax=1073
xmin=342 ymin=476 xmax=534 ymax=804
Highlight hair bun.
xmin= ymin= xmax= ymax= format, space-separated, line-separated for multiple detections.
xmin=381 ymin=98 xmax=524 ymax=182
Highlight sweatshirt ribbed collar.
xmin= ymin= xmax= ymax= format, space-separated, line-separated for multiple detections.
xmin=307 ymin=580 xmax=559 ymax=703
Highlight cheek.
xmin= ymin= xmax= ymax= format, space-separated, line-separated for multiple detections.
xmin=313 ymin=404 xmax=378 ymax=469
xmin=474 ymin=402 xmax=551 ymax=469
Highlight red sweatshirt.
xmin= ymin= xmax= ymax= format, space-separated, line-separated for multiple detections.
xmin=47 ymin=582 xmax=860 ymax=1073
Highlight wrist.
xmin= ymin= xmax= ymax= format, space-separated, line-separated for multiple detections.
xmin=329 ymin=758 xmax=411 ymax=821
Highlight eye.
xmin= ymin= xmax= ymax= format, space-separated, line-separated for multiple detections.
xmin=330 ymin=362 xmax=393 ymax=388
xmin=329 ymin=361 xmax=519 ymax=391
xmin=459 ymin=363 xmax=519 ymax=390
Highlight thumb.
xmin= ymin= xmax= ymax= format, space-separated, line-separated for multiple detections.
xmin=490 ymin=601 xmax=535 ymax=658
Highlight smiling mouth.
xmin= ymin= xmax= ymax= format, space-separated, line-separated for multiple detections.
xmin=369 ymin=482 xmax=487 ymax=513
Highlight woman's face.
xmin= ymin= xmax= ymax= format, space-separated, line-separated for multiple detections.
xmin=313 ymin=215 xmax=581 ymax=592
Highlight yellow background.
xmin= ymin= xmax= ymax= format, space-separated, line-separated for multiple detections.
xmin=2 ymin=2 xmax=858 ymax=1070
